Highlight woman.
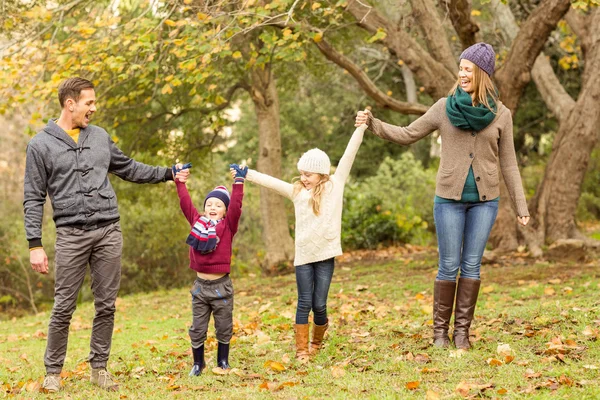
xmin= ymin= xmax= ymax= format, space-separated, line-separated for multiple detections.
xmin=355 ymin=43 xmax=530 ymax=350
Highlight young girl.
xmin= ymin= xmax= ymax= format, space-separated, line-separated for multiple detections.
xmin=174 ymin=163 xmax=246 ymax=375
xmin=231 ymin=122 xmax=367 ymax=362
xmin=355 ymin=43 xmax=530 ymax=350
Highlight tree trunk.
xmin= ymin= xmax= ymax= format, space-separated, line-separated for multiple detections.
xmin=248 ymin=66 xmax=295 ymax=274
xmin=529 ymin=18 xmax=600 ymax=245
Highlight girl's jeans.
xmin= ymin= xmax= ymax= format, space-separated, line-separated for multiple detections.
xmin=434 ymin=201 xmax=499 ymax=281
xmin=295 ymin=258 xmax=335 ymax=325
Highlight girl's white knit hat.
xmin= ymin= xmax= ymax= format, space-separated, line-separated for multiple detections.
xmin=297 ymin=148 xmax=331 ymax=175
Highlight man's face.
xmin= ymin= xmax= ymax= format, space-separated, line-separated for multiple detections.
xmin=68 ymin=88 xmax=96 ymax=129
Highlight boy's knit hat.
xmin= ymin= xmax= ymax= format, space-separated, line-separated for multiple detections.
xmin=460 ymin=42 xmax=495 ymax=76
xmin=204 ymin=185 xmax=230 ymax=209
xmin=297 ymin=148 xmax=331 ymax=175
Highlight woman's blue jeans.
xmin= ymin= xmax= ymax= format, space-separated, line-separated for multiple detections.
xmin=434 ymin=201 xmax=499 ymax=281
xmin=295 ymin=258 xmax=335 ymax=325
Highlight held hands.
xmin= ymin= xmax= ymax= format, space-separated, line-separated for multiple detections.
xmin=30 ymin=248 xmax=49 ymax=274
xmin=172 ymin=162 xmax=192 ymax=183
xmin=518 ymin=216 xmax=530 ymax=226
xmin=355 ymin=109 xmax=371 ymax=127
xmin=229 ymin=163 xmax=248 ymax=184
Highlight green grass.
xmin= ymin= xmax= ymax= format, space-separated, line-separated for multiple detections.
xmin=1 ymin=250 xmax=599 ymax=399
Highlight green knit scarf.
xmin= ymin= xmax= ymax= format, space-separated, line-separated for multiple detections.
xmin=445 ymin=87 xmax=497 ymax=131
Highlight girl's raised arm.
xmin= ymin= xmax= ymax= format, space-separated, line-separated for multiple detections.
xmin=333 ymin=124 xmax=367 ymax=183
xmin=245 ymin=168 xmax=295 ymax=200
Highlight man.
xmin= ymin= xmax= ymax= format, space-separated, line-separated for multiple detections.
xmin=24 ymin=77 xmax=188 ymax=392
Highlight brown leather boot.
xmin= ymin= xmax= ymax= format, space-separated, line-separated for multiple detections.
xmin=453 ymin=277 xmax=481 ymax=350
xmin=433 ymin=280 xmax=456 ymax=348
xmin=310 ymin=320 xmax=329 ymax=355
xmin=294 ymin=324 xmax=310 ymax=363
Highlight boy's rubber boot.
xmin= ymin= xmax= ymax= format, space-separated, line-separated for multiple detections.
xmin=453 ymin=278 xmax=481 ymax=350
xmin=433 ymin=280 xmax=457 ymax=348
xmin=310 ymin=320 xmax=329 ymax=355
xmin=189 ymin=345 xmax=205 ymax=376
xmin=294 ymin=324 xmax=310 ymax=363
xmin=217 ymin=342 xmax=230 ymax=370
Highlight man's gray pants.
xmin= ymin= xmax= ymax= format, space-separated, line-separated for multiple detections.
xmin=44 ymin=221 xmax=122 ymax=374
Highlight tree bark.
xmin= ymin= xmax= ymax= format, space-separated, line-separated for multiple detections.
xmin=530 ymin=9 xmax=600 ymax=244
xmin=410 ymin=0 xmax=458 ymax=74
xmin=347 ymin=0 xmax=456 ymax=98
xmin=438 ymin=0 xmax=480 ymax=48
xmin=248 ymin=66 xmax=295 ymax=273
xmin=494 ymin=0 xmax=572 ymax=111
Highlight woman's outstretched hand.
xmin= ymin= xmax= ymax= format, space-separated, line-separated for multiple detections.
xmin=355 ymin=109 xmax=371 ymax=127
xmin=518 ymin=216 xmax=530 ymax=226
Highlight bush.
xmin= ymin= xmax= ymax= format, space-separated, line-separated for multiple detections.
xmin=342 ymin=153 xmax=436 ymax=249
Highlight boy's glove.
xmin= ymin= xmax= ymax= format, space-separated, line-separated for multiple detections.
xmin=230 ymin=163 xmax=248 ymax=183
xmin=172 ymin=162 xmax=192 ymax=177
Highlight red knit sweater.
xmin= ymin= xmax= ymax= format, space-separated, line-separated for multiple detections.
xmin=176 ymin=181 xmax=243 ymax=274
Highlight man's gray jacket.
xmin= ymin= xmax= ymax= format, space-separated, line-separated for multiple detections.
xmin=24 ymin=119 xmax=172 ymax=248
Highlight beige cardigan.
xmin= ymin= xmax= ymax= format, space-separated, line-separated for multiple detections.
xmin=246 ymin=125 xmax=366 ymax=266
xmin=368 ymin=98 xmax=529 ymax=217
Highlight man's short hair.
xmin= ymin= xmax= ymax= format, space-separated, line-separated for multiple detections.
xmin=58 ymin=77 xmax=94 ymax=108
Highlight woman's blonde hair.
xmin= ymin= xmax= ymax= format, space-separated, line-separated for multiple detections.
xmin=293 ymin=174 xmax=330 ymax=216
xmin=449 ymin=63 xmax=499 ymax=113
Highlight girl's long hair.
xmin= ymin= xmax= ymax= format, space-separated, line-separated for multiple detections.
xmin=292 ymin=174 xmax=330 ymax=216
xmin=449 ymin=63 xmax=499 ymax=113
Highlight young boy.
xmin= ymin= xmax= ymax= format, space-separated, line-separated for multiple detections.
xmin=174 ymin=164 xmax=247 ymax=376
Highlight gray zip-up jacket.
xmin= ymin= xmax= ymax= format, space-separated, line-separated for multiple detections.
xmin=24 ymin=119 xmax=172 ymax=248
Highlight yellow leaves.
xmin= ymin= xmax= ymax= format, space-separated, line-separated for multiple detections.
xmin=312 ymin=2 xmax=322 ymax=10
xmin=164 ymin=19 xmax=177 ymax=27
xmin=161 ymin=84 xmax=173 ymax=95
xmin=367 ymin=28 xmax=387 ymax=43
xmin=183 ymin=0 xmax=193 ymax=4
xmin=197 ymin=12 xmax=209 ymax=21
xmin=264 ymin=360 xmax=286 ymax=372
xmin=259 ymin=380 xmax=297 ymax=391
xmin=77 ymin=27 xmax=96 ymax=38
xmin=482 ymin=285 xmax=494 ymax=294
xmin=397 ymin=59 xmax=404 ymax=66
xmin=471 ymin=10 xmax=481 ymax=16
xmin=544 ymin=286 xmax=556 ymax=296
xmin=282 ymin=28 xmax=292 ymax=37
xmin=313 ymin=32 xmax=323 ymax=43
xmin=232 ymin=51 xmax=243 ymax=59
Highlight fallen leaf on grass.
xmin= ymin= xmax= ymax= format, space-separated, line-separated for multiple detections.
xmin=482 ymin=286 xmax=494 ymax=293
xmin=426 ymin=390 xmax=441 ymax=400
xmin=544 ymin=287 xmax=556 ymax=296
xmin=449 ymin=349 xmax=466 ymax=358
xmin=264 ymin=360 xmax=286 ymax=372
xmin=281 ymin=353 xmax=291 ymax=364
xmin=420 ymin=367 xmax=440 ymax=374
xmin=496 ymin=343 xmax=512 ymax=356
xmin=455 ymin=381 xmax=494 ymax=398
xmin=414 ymin=353 xmax=430 ymax=364
xmin=259 ymin=380 xmax=296 ymax=391
xmin=525 ymin=369 xmax=542 ymax=379
xmin=583 ymin=365 xmax=598 ymax=369
xmin=331 ymin=366 xmax=346 ymax=377
xmin=487 ymin=358 xmax=503 ymax=366
xmin=405 ymin=381 xmax=420 ymax=390
xmin=212 ymin=367 xmax=229 ymax=375
xmin=497 ymin=388 xmax=508 ymax=395
xmin=24 ymin=380 xmax=40 ymax=393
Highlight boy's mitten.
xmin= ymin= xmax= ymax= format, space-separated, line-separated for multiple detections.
xmin=229 ymin=163 xmax=248 ymax=183
xmin=172 ymin=162 xmax=192 ymax=177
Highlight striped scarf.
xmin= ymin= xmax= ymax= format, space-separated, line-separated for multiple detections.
xmin=186 ymin=216 xmax=221 ymax=254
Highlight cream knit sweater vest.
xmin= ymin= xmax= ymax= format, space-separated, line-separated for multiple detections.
xmin=246 ymin=125 xmax=366 ymax=266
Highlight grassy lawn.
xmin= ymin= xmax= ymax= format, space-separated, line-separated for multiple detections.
xmin=1 ymin=248 xmax=599 ymax=399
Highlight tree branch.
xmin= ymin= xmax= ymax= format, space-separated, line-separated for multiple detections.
xmin=410 ymin=0 xmax=458 ymax=73
xmin=346 ymin=0 xmax=456 ymax=98
xmin=490 ymin=0 xmax=574 ymax=119
xmin=314 ymin=39 xmax=429 ymax=115
xmin=438 ymin=0 xmax=480 ymax=48
xmin=494 ymin=0 xmax=572 ymax=111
